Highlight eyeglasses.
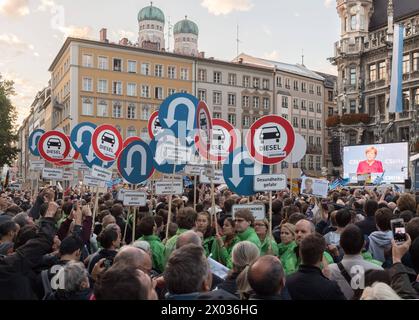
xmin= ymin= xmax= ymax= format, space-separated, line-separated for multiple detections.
xmin=234 ymin=218 xmax=245 ymax=222
xmin=254 ymin=223 xmax=267 ymax=227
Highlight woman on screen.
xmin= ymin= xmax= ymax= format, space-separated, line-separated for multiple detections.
xmin=356 ymin=146 xmax=384 ymax=175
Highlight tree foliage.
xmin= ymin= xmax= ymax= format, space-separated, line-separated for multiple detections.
xmin=0 ymin=74 xmax=19 ymax=167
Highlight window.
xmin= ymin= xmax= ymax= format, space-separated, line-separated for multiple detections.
xmin=282 ymin=114 xmax=288 ymax=120
xmin=293 ymin=117 xmax=298 ymax=127
xmin=127 ymin=103 xmax=136 ymax=119
xmin=168 ymin=66 xmax=176 ymax=79
xmin=112 ymin=81 xmax=122 ymax=95
xmin=98 ymin=56 xmax=108 ymax=70
xmin=276 ymin=76 xmax=282 ymax=87
xmin=198 ymin=89 xmax=207 ymax=102
xmin=168 ymin=88 xmax=176 ymax=96
xmin=263 ymin=97 xmax=270 ymax=109
xmin=317 ymin=85 xmax=322 ymax=96
xmin=180 ymin=68 xmax=189 ymax=80
xmin=293 ymin=98 xmax=299 ymax=109
xmin=308 ymin=155 xmax=314 ymax=170
xmin=293 ymin=80 xmax=299 ymax=91
xmin=127 ymin=127 xmax=136 ymax=137
xmin=180 ymin=89 xmax=188 ymax=93
xmin=242 ymin=115 xmax=250 ymax=127
xmin=328 ymin=91 xmax=333 ymax=102
xmin=228 ymin=114 xmax=236 ymax=126
xmin=243 ymin=96 xmax=250 ymax=108
xmin=413 ymin=52 xmax=419 ymax=72
xmin=228 ymin=93 xmax=236 ymax=106
xmin=309 ymin=101 xmax=314 ymax=112
xmin=213 ymin=91 xmax=221 ymax=105
xmin=198 ymin=69 xmax=206 ymax=82
xmin=97 ymin=100 xmax=108 ymax=117
xmin=308 ymin=136 xmax=314 ymax=145
xmin=301 ymin=118 xmax=307 ymax=129
xmin=316 ymin=120 xmax=321 ymax=131
xmin=113 ymin=58 xmax=122 ymax=72
xmin=369 ymin=63 xmax=377 ymax=82
xmin=309 ymin=84 xmax=314 ymax=94
xmin=350 ymin=100 xmax=356 ymax=113
xmin=316 ymin=103 xmax=322 ymax=113
xmin=253 ymin=77 xmax=260 ymax=88
xmin=82 ymin=97 xmax=93 ymax=115
xmin=350 ymin=15 xmax=357 ymax=30
xmin=400 ymin=127 xmax=410 ymax=141
xmin=155 ymin=64 xmax=163 ymax=77
xmin=112 ymin=101 xmax=122 ymax=118
xmin=368 ymin=97 xmax=376 ymax=116
xmin=127 ymin=83 xmax=137 ymax=96
xmin=378 ymin=61 xmax=386 ymax=79
xmin=309 ymin=119 xmax=314 ymax=130
xmin=281 ymin=96 xmax=288 ymax=108
xmin=141 ymin=105 xmax=150 ymax=120
xmin=415 ymin=88 xmax=419 ymax=106
xmin=82 ymin=77 xmax=93 ymax=92
xmin=213 ymin=71 xmax=222 ymax=84
xmin=228 ymin=74 xmax=237 ymax=86
xmin=128 ymin=60 xmax=137 ymax=73
xmin=98 ymin=80 xmax=108 ymax=93
xmin=316 ymin=137 xmax=321 ymax=146
xmin=243 ymin=76 xmax=250 ymax=88
xmin=141 ymin=63 xmax=150 ymax=75
xmin=301 ymin=82 xmax=306 ymax=93
xmin=213 ymin=112 xmax=221 ymax=119
xmin=349 ymin=132 xmax=357 ymax=145
xmin=262 ymin=79 xmax=269 ymax=89
xmin=253 ymin=96 xmax=260 ymax=108
xmin=141 ymin=85 xmax=150 ymax=98
xmin=403 ymin=54 xmax=410 ymax=74
xmin=300 ymin=158 xmax=306 ymax=170
xmin=316 ymin=156 xmax=321 ymax=170
xmin=82 ymin=54 xmax=93 ymax=67
xmin=155 ymin=87 xmax=163 ymax=99
xmin=402 ymin=90 xmax=410 ymax=111
xmin=301 ymin=99 xmax=306 ymax=110
xmin=349 ymin=67 xmax=356 ymax=85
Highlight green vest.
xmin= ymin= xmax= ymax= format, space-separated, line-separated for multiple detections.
xmin=164 ymin=228 xmax=189 ymax=265
xmin=260 ymin=235 xmax=279 ymax=256
xmin=202 ymin=236 xmax=215 ymax=257
xmin=237 ymin=227 xmax=262 ymax=249
xmin=210 ymin=236 xmax=239 ymax=269
xmin=138 ymin=234 xmax=165 ymax=273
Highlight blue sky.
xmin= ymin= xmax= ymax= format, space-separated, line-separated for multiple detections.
xmin=0 ymin=0 xmax=340 ymax=125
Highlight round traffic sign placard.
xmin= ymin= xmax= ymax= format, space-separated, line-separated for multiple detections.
xmin=92 ymin=124 xmax=123 ymax=162
xmin=147 ymin=111 xmax=163 ymax=140
xmin=246 ymin=115 xmax=295 ymax=165
xmin=195 ymin=100 xmax=212 ymax=153
xmin=28 ymin=129 xmax=45 ymax=157
xmin=38 ymin=131 xmax=71 ymax=163
xmin=55 ymin=136 xmax=80 ymax=166
xmin=123 ymin=136 xmax=141 ymax=148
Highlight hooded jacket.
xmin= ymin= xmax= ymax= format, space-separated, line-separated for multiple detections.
xmin=368 ymin=230 xmax=393 ymax=262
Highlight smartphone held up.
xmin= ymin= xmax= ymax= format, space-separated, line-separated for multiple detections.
xmin=391 ymin=218 xmax=407 ymax=244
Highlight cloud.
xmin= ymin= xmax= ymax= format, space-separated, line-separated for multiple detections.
xmin=263 ymin=50 xmax=280 ymax=61
xmin=0 ymin=0 xmax=29 ymax=17
xmin=324 ymin=0 xmax=334 ymax=8
xmin=111 ymin=30 xmax=136 ymax=41
xmin=0 ymin=33 xmax=34 ymax=55
xmin=262 ymin=25 xmax=271 ymax=36
xmin=58 ymin=26 xmax=93 ymax=39
xmin=201 ymin=0 xmax=253 ymax=15
xmin=37 ymin=0 xmax=56 ymax=12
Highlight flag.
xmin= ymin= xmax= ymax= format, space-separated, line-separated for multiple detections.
xmin=373 ymin=171 xmax=385 ymax=185
xmin=389 ymin=24 xmax=404 ymax=113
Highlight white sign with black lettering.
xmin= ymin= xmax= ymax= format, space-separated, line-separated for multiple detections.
xmin=83 ymin=175 xmax=106 ymax=188
xmin=30 ymin=160 xmax=45 ymax=171
xmin=254 ymin=174 xmax=287 ymax=192
xmin=200 ymin=169 xmax=225 ymax=184
xmin=184 ymin=165 xmax=204 ymax=175
xmin=155 ymin=181 xmax=183 ymax=195
xmin=232 ymin=204 xmax=266 ymax=220
xmin=91 ymin=165 xmax=112 ymax=182
xmin=42 ymin=168 xmax=63 ymax=180
xmin=123 ymin=192 xmax=147 ymax=206
xmin=74 ymin=160 xmax=89 ymax=171
xmin=162 ymin=174 xmax=183 ymax=182
xmin=63 ymin=172 xmax=74 ymax=181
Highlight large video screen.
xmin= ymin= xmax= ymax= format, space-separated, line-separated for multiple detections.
xmin=343 ymin=142 xmax=408 ymax=183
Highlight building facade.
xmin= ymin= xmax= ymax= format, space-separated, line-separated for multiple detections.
xmin=330 ymin=0 xmax=419 ymax=172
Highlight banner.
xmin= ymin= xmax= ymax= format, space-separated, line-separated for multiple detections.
xmin=389 ymin=24 xmax=404 ymax=113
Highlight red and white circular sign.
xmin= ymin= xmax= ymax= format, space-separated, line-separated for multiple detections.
xmin=195 ymin=101 xmax=212 ymax=153
xmin=246 ymin=115 xmax=295 ymax=165
xmin=38 ymin=131 xmax=71 ymax=163
xmin=92 ymin=124 xmax=123 ymax=161
xmin=123 ymin=136 xmax=141 ymax=148
xmin=196 ymin=119 xmax=238 ymax=162
xmin=55 ymin=136 xmax=80 ymax=166
xmin=147 ymin=111 xmax=163 ymax=139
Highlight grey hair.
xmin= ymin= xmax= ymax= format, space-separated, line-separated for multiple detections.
xmin=63 ymin=261 xmax=89 ymax=292
xmin=361 ymin=282 xmax=402 ymax=300
xmin=132 ymin=240 xmax=151 ymax=253
xmin=13 ymin=212 xmax=30 ymax=227
xmin=231 ymin=241 xmax=260 ymax=270
xmin=175 ymin=230 xmax=202 ymax=249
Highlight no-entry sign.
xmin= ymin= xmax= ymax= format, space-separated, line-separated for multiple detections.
xmin=92 ymin=124 xmax=123 ymax=161
xmin=38 ymin=131 xmax=71 ymax=163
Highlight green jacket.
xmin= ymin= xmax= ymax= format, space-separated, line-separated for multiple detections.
xmin=237 ymin=227 xmax=262 ymax=249
xmin=279 ymin=241 xmax=299 ymax=275
xmin=202 ymin=236 xmax=215 ymax=257
xmin=210 ymin=236 xmax=239 ymax=269
xmin=362 ymin=250 xmax=383 ymax=267
xmin=139 ymin=235 xmax=165 ymax=273
xmin=260 ymin=235 xmax=279 ymax=256
xmin=164 ymin=228 xmax=189 ymax=265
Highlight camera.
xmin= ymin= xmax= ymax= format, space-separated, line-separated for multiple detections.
xmin=391 ymin=218 xmax=407 ymax=244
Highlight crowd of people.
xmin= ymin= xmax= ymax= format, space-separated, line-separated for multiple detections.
xmin=0 ymin=183 xmax=418 ymax=300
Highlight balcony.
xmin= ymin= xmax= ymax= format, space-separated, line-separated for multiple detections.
xmin=398 ymin=111 xmax=410 ymax=119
